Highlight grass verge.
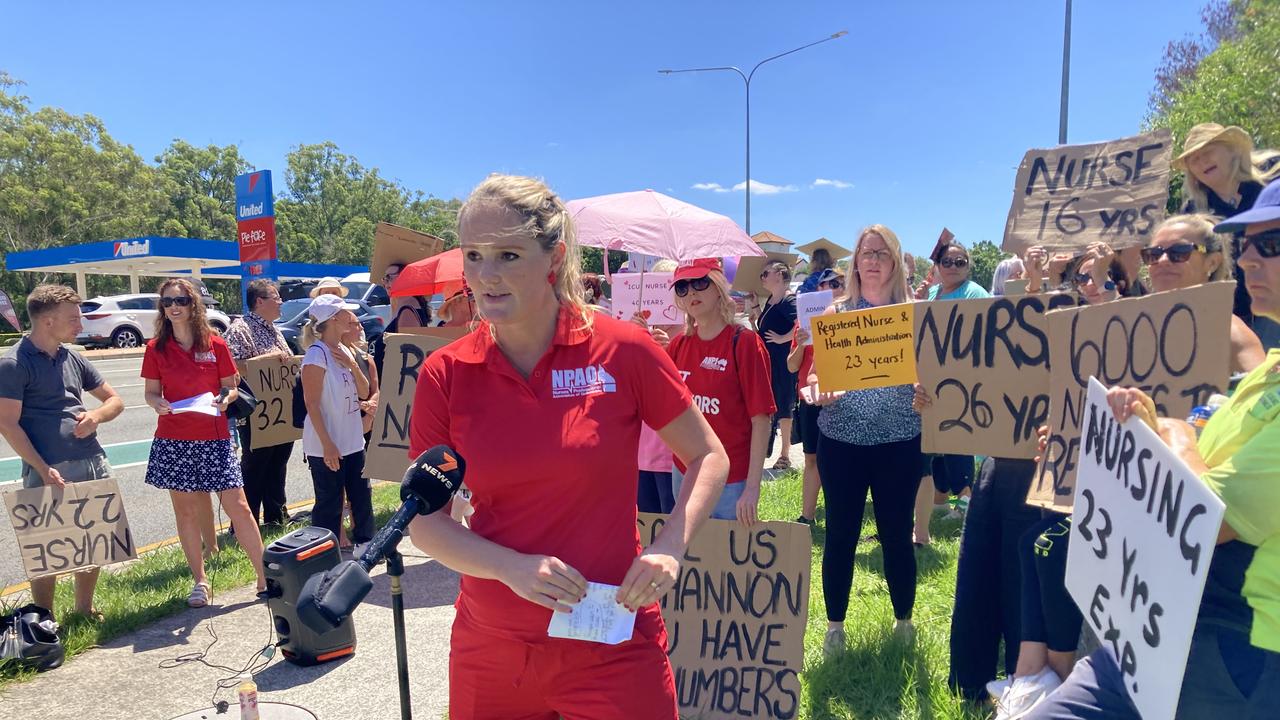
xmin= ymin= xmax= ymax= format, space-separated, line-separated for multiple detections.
xmin=758 ymin=470 xmax=986 ymax=720
xmin=7 ymin=473 xmax=988 ymax=718
xmin=0 ymin=483 xmax=402 ymax=689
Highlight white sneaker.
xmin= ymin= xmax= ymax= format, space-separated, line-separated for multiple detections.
xmin=994 ymin=667 xmax=1061 ymax=719
xmin=985 ymin=676 xmax=1013 ymax=701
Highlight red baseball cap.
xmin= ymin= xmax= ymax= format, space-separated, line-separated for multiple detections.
xmin=670 ymin=258 xmax=723 ymax=286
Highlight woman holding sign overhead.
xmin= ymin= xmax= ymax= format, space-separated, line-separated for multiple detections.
xmin=809 ymin=224 xmax=923 ymax=656
xmin=406 ymin=174 xmax=729 ymax=719
xmin=142 ymin=278 xmax=266 ymax=607
xmin=1024 ymin=182 xmax=1280 ymax=720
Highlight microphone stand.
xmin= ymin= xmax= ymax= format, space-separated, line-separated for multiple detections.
xmin=385 ymin=548 xmax=412 ymax=720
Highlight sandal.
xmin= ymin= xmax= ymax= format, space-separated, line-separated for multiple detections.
xmin=72 ymin=607 xmax=106 ymax=623
xmin=188 ymin=581 xmax=211 ymax=608
xmin=771 ymin=455 xmax=792 ymax=471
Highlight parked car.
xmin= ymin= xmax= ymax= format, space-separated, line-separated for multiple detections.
xmin=275 ymin=297 xmax=386 ymax=355
xmin=78 ymin=293 xmax=231 ymax=349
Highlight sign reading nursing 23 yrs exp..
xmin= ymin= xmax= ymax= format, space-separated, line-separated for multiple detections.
xmin=810 ymin=303 xmax=916 ymax=392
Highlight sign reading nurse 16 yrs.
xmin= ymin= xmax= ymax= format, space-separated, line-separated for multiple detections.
xmin=1065 ymin=378 xmax=1224 ymax=720
xmin=1029 ymin=282 xmax=1234 ymax=512
xmin=638 ymin=514 xmax=811 ymax=720
xmin=1002 ymin=129 xmax=1173 ymax=256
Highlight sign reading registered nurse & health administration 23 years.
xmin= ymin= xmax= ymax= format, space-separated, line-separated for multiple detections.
xmin=810 ymin=303 xmax=916 ymax=392
xmin=1002 ymin=129 xmax=1172 ymax=256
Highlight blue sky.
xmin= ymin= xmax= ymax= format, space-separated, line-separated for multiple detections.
xmin=2 ymin=1 xmax=1205 ymax=259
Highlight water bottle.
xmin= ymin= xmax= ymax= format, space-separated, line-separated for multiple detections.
xmin=237 ymin=673 xmax=259 ymax=720
xmin=1186 ymin=394 xmax=1228 ymax=437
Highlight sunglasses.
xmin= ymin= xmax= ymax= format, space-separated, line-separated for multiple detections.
xmin=822 ymin=279 xmax=845 ymax=289
xmin=160 ymin=296 xmax=193 ymax=308
xmin=1072 ymin=273 xmax=1095 ymax=287
xmin=673 ymin=277 xmax=713 ymax=297
xmin=938 ymin=257 xmax=969 ymax=269
xmin=1140 ymin=243 xmax=1204 ymax=264
xmin=1241 ymin=229 xmax=1280 ymax=259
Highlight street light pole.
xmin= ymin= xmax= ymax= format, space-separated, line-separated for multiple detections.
xmin=660 ymin=31 xmax=848 ymax=234
xmin=1059 ymin=0 xmax=1072 ymax=144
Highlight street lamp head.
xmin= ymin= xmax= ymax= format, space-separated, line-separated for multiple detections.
xmin=832 ymin=30 xmax=849 ymax=39
xmin=658 ymin=69 xmax=673 ymax=75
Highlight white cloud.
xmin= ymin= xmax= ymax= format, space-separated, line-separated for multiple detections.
xmin=692 ymin=182 xmax=729 ymax=192
xmin=811 ymin=178 xmax=854 ymax=189
xmin=693 ymin=179 xmax=797 ymax=195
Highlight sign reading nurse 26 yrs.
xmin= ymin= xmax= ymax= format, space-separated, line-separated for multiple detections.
xmin=1002 ymin=129 xmax=1173 ymax=256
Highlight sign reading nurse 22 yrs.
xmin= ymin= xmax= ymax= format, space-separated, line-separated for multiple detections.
xmin=1002 ymin=129 xmax=1173 ymax=256
xmin=1065 ymin=378 xmax=1224 ymax=720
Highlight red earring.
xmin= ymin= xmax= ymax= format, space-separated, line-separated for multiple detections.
xmin=547 ymin=271 xmax=556 ymax=285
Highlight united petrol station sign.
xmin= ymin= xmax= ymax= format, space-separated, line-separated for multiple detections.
xmin=235 ymin=171 xmax=279 ymax=298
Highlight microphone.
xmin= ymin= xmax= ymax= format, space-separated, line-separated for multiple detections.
xmin=297 ymin=445 xmax=465 ymax=632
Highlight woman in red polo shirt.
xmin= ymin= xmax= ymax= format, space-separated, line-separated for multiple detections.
xmin=666 ymin=258 xmax=776 ymax=526
xmin=142 ymin=279 xmax=266 ymax=608
xmin=406 ymin=174 xmax=730 ymax=720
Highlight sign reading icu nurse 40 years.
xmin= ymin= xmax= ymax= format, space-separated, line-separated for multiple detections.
xmin=810 ymin=303 xmax=916 ymax=391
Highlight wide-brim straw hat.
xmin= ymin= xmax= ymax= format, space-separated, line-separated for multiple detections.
xmin=1173 ymin=123 xmax=1254 ymax=172
xmin=795 ymin=237 xmax=851 ymax=262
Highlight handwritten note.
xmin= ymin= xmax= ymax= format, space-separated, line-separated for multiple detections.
xmin=546 ymin=581 xmax=636 ymax=645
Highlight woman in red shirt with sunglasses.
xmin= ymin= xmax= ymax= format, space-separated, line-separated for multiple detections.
xmin=666 ymin=258 xmax=775 ymax=526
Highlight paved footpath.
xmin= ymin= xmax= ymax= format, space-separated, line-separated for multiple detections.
xmin=0 ymin=442 xmax=805 ymax=720
xmin=0 ymin=543 xmax=459 ymax=720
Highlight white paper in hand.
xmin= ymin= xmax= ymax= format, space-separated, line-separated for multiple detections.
xmin=546 ymin=581 xmax=636 ymax=645
xmin=169 ymin=391 xmax=220 ymax=416
xmin=796 ymin=290 xmax=833 ymax=346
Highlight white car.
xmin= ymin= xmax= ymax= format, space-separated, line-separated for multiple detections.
xmin=78 ymin=293 xmax=231 ymax=349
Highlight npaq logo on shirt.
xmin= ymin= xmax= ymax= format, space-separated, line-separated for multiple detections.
xmin=550 ymin=364 xmax=617 ymax=398
xmin=699 ymin=356 xmax=728 ymax=372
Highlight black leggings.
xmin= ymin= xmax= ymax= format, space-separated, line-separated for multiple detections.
xmin=1019 ymin=512 xmax=1082 ymax=652
xmin=817 ymin=433 xmax=922 ymax=622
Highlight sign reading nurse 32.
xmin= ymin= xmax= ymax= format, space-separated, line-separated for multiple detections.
xmin=235 ymin=171 xmax=277 ymax=263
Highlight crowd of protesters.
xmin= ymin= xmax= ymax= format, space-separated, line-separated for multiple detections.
xmin=3 ymin=121 xmax=1279 ymax=719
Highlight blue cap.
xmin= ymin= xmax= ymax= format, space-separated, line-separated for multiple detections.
xmin=1215 ymin=179 xmax=1280 ymax=234
xmin=816 ymin=268 xmax=842 ymax=284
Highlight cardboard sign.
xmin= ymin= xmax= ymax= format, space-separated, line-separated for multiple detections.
xmin=1029 ymin=282 xmax=1234 ymax=511
xmin=810 ymin=303 xmax=916 ymax=391
xmin=795 ymin=290 xmax=833 ymax=346
xmin=609 ymin=272 xmax=684 ymax=325
xmin=914 ymin=294 xmax=1080 ymax=457
xmin=1004 ymin=278 xmax=1030 ymax=296
xmin=638 ymin=514 xmax=811 ymax=720
xmin=1002 ymin=129 xmax=1173 ymax=256
xmin=929 ymin=227 xmax=956 ymax=263
xmin=732 ymin=253 xmax=799 ymax=297
xmin=243 ymin=355 xmax=303 ymax=450
xmin=370 ymin=222 xmax=446 ymax=289
xmin=4 ymin=478 xmax=136 ymax=579
xmin=1065 ymin=378 xmax=1224 ymax=720
xmin=0 ymin=289 xmax=20 ymax=332
xmin=364 ymin=332 xmax=460 ymax=481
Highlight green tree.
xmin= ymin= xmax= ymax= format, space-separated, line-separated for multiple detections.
xmin=154 ymin=139 xmax=250 ymax=240
xmin=0 ymin=72 xmax=166 ymax=322
xmin=968 ymin=240 xmax=1008 ymax=292
xmin=1148 ymin=0 xmax=1280 ymax=208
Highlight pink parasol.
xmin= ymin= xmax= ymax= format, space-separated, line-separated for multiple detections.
xmin=566 ymin=190 xmax=764 ymax=262
xmin=391 ymin=247 xmax=465 ymax=298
